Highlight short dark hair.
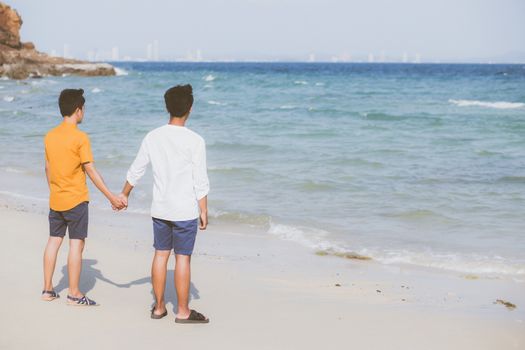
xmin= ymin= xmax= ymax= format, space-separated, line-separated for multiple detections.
xmin=164 ymin=84 xmax=193 ymax=118
xmin=58 ymin=89 xmax=85 ymax=117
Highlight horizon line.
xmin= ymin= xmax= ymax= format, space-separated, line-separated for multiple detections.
xmin=100 ymin=60 xmax=525 ymax=65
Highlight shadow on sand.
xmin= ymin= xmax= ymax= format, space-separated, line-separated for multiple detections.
xmin=55 ymin=260 xmax=199 ymax=313
xmin=122 ymin=271 xmax=200 ymax=313
xmin=55 ymin=259 xmax=129 ymax=295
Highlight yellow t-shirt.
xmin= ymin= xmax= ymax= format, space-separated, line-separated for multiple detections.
xmin=44 ymin=122 xmax=94 ymax=211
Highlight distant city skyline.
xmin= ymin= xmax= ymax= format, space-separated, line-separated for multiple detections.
xmin=9 ymin=0 xmax=525 ymax=63
xmin=51 ymin=41 xmax=433 ymax=63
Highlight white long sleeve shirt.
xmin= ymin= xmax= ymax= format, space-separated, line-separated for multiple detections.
xmin=126 ymin=125 xmax=209 ymax=221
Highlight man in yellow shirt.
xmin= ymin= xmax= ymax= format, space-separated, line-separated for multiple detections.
xmin=42 ymin=89 xmax=125 ymax=306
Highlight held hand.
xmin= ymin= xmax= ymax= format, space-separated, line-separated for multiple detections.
xmin=110 ymin=193 xmax=126 ymax=211
xmin=199 ymin=211 xmax=208 ymax=230
xmin=118 ymin=193 xmax=128 ymax=210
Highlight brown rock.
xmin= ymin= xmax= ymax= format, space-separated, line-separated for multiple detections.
xmin=21 ymin=41 xmax=34 ymax=50
xmin=0 ymin=2 xmax=22 ymax=48
xmin=0 ymin=2 xmax=115 ymax=79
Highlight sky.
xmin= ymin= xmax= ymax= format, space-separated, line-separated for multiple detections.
xmin=9 ymin=0 xmax=525 ymax=62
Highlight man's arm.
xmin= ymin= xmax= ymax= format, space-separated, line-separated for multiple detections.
xmin=198 ymin=196 xmax=208 ymax=230
xmin=193 ymin=139 xmax=209 ymax=230
xmin=120 ymin=181 xmax=134 ymax=199
xmin=120 ymin=138 xmax=150 ymax=206
xmin=83 ymin=162 xmax=125 ymax=210
xmin=45 ymin=159 xmax=50 ymax=189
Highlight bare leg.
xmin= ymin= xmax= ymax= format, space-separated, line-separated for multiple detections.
xmin=43 ymin=236 xmax=64 ymax=291
xmin=151 ymin=250 xmax=170 ymax=315
xmin=68 ymin=239 xmax=85 ymax=297
xmin=175 ymin=254 xmax=191 ymax=318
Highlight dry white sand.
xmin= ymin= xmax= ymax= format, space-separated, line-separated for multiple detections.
xmin=0 ymin=205 xmax=524 ymax=350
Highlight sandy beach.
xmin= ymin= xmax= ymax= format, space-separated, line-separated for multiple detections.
xmin=1 ymin=1 xmax=524 ymax=349
xmin=0 ymin=197 xmax=523 ymax=350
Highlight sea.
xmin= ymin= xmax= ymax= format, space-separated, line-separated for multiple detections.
xmin=1 ymin=62 xmax=524 ymax=277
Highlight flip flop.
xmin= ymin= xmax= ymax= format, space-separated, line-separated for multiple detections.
xmin=67 ymin=295 xmax=98 ymax=306
xmin=175 ymin=309 xmax=209 ymax=324
xmin=41 ymin=290 xmax=60 ymax=301
xmin=150 ymin=306 xmax=168 ymax=319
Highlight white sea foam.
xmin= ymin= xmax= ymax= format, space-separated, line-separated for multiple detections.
xmin=365 ymin=248 xmax=525 ymax=276
xmin=268 ymin=222 xmax=342 ymax=252
xmin=279 ymin=105 xmax=296 ymax=110
xmin=3 ymin=96 xmax=14 ymax=102
xmin=0 ymin=86 xmax=4 ymax=89
xmin=315 ymin=82 xmax=325 ymax=86
xmin=294 ymin=80 xmax=308 ymax=85
xmin=449 ymin=99 xmax=525 ymax=109
xmin=30 ymin=79 xmax=57 ymax=86
xmin=207 ymin=100 xmax=227 ymax=106
xmin=203 ymin=74 xmax=216 ymax=82
xmin=0 ymin=76 xmax=9 ymax=81
xmin=91 ymin=88 xmax=102 ymax=93
xmin=268 ymin=222 xmax=525 ymax=276
xmin=0 ymin=190 xmax=47 ymax=202
xmin=0 ymin=167 xmax=26 ymax=174
xmin=114 ymin=67 xmax=129 ymax=76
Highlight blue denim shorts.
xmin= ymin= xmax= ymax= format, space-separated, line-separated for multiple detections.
xmin=152 ymin=217 xmax=198 ymax=255
xmin=49 ymin=201 xmax=89 ymax=240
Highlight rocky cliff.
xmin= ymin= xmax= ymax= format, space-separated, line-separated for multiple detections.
xmin=0 ymin=2 xmax=115 ymax=79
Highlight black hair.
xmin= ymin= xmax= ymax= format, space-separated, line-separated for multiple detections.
xmin=58 ymin=89 xmax=85 ymax=117
xmin=164 ymin=84 xmax=194 ymax=118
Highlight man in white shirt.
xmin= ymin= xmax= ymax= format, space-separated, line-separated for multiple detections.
xmin=120 ymin=84 xmax=210 ymax=323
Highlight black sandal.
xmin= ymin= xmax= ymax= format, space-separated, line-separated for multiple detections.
xmin=151 ymin=306 xmax=168 ymax=319
xmin=41 ymin=290 xmax=60 ymax=301
xmin=175 ymin=309 xmax=209 ymax=324
xmin=66 ymin=295 xmax=98 ymax=306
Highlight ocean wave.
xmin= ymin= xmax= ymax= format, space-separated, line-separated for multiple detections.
xmin=203 ymin=74 xmax=216 ymax=82
xmin=208 ymin=142 xmax=271 ymax=152
xmin=279 ymin=105 xmax=296 ymax=110
xmin=294 ymin=80 xmax=308 ymax=85
xmin=327 ymin=157 xmax=384 ymax=168
xmin=361 ymin=112 xmax=408 ymax=121
xmin=0 ymin=166 xmax=27 ymax=174
xmin=365 ymin=248 xmax=525 ymax=276
xmin=0 ymin=190 xmax=47 ymax=202
xmin=449 ymin=99 xmax=525 ymax=109
xmin=91 ymin=88 xmax=102 ymax=93
xmin=210 ymin=208 xmax=271 ymax=227
xmin=297 ymin=180 xmax=336 ymax=191
xmin=3 ymin=96 xmax=14 ymax=102
xmin=267 ymin=222 xmax=524 ymax=276
xmin=288 ymin=130 xmax=339 ymax=138
xmin=268 ymin=222 xmax=337 ymax=251
xmin=383 ymin=209 xmax=454 ymax=222
xmin=207 ymin=100 xmax=227 ymax=106
xmin=498 ymin=176 xmax=525 ymax=184
xmin=114 ymin=67 xmax=129 ymax=76
xmin=208 ymin=166 xmax=262 ymax=176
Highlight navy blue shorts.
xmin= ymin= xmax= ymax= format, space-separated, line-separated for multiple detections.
xmin=152 ymin=217 xmax=198 ymax=255
xmin=49 ymin=201 xmax=89 ymax=240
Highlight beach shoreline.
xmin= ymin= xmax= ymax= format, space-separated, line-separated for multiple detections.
xmin=0 ymin=196 xmax=524 ymax=349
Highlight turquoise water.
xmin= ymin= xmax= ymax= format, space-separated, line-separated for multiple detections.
xmin=1 ymin=63 xmax=524 ymax=276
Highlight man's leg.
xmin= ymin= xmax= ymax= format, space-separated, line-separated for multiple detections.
xmin=43 ymin=236 xmax=64 ymax=291
xmin=151 ymin=250 xmax=170 ymax=315
xmin=67 ymin=238 xmax=85 ymax=297
xmin=174 ymin=254 xmax=191 ymax=319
